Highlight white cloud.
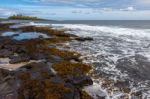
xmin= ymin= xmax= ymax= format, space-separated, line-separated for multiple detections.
xmin=0 ymin=8 xmax=17 ymax=17
xmin=139 ymin=0 xmax=150 ymax=4
xmin=120 ymin=6 xmax=135 ymax=11
xmin=127 ymin=7 xmax=134 ymax=11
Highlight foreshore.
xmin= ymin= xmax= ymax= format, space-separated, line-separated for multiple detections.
xmin=0 ymin=20 xmax=95 ymax=99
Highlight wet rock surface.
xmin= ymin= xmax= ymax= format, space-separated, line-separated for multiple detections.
xmin=0 ymin=69 xmax=16 ymax=99
xmin=66 ymin=75 xmax=93 ymax=87
xmin=0 ymin=49 xmax=13 ymax=58
xmin=75 ymin=37 xmax=94 ymax=42
xmin=9 ymin=54 xmax=30 ymax=64
xmin=0 ymin=21 xmax=94 ymax=99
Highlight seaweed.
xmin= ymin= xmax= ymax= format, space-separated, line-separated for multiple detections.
xmin=81 ymin=91 xmax=93 ymax=99
xmin=0 ymin=23 xmax=14 ymax=31
xmin=16 ymin=26 xmax=70 ymax=37
xmin=52 ymin=61 xmax=92 ymax=78
xmin=47 ymin=48 xmax=81 ymax=58
xmin=18 ymin=73 xmax=72 ymax=99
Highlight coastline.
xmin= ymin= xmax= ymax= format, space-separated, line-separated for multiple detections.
xmin=0 ymin=20 xmax=95 ymax=99
xmin=1 ymin=19 xmax=149 ymax=99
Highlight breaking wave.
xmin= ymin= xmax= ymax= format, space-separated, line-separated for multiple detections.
xmin=52 ymin=24 xmax=150 ymax=99
xmin=52 ymin=24 xmax=150 ymax=38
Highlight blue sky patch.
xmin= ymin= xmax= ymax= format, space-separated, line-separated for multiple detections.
xmin=0 ymin=0 xmax=150 ymax=20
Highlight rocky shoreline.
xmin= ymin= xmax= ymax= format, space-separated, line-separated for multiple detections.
xmin=0 ymin=21 xmax=94 ymax=99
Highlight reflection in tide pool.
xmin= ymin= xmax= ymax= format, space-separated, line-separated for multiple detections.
xmin=1 ymin=32 xmax=18 ymax=37
xmin=13 ymin=32 xmax=50 ymax=41
xmin=1 ymin=31 xmax=50 ymax=41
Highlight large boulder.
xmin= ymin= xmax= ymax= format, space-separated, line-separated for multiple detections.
xmin=75 ymin=37 xmax=93 ymax=42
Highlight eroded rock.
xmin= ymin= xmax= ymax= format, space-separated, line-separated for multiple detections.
xmin=9 ymin=54 xmax=30 ymax=64
xmin=67 ymin=75 xmax=93 ymax=87
xmin=75 ymin=37 xmax=94 ymax=42
xmin=0 ymin=49 xmax=13 ymax=58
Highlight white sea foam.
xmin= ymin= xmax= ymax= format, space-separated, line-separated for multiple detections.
xmin=52 ymin=24 xmax=150 ymax=38
xmin=84 ymin=83 xmax=107 ymax=99
xmin=52 ymin=24 xmax=150 ymax=99
xmin=10 ymin=22 xmax=51 ymax=29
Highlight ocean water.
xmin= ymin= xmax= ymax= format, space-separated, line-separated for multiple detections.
xmin=3 ymin=20 xmax=150 ymax=99
xmin=50 ymin=20 xmax=150 ymax=99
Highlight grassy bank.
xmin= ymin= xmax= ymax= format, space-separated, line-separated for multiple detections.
xmin=8 ymin=15 xmax=44 ymax=20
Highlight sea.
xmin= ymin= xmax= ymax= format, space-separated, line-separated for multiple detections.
xmin=49 ymin=20 xmax=150 ymax=99
xmin=2 ymin=20 xmax=150 ymax=99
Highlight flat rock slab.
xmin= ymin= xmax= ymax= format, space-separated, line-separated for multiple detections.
xmin=0 ymin=58 xmax=43 ymax=71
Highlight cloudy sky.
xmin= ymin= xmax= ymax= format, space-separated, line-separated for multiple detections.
xmin=0 ymin=0 xmax=150 ymax=20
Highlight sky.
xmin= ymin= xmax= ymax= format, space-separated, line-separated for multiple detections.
xmin=0 ymin=0 xmax=150 ymax=20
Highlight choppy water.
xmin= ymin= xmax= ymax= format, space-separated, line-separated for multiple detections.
xmin=2 ymin=20 xmax=150 ymax=98
xmin=51 ymin=22 xmax=150 ymax=99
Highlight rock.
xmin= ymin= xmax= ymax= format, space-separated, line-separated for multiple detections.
xmin=67 ymin=75 xmax=93 ymax=87
xmin=48 ymin=55 xmax=63 ymax=63
xmin=64 ymin=56 xmax=82 ymax=62
xmin=3 ymin=45 xmax=12 ymax=50
xmin=75 ymin=37 xmax=93 ymax=42
xmin=0 ymin=69 xmax=16 ymax=99
xmin=66 ymin=33 xmax=78 ymax=37
xmin=50 ymin=76 xmax=64 ymax=84
xmin=0 ymin=21 xmax=93 ymax=99
xmin=9 ymin=54 xmax=30 ymax=64
xmin=0 ymin=49 xmax=13 ymax=58
xmin=73 ymin=88 xmax=81 ymax=99
xmin=19 ymin=62 xmax=55 ymax=77
xmin=64 ymin=83 xmax=80 ymax=99
xmin=16 ymin=46 xmax=27 ymax=54
xmin=30 ymin=53 xmax=48 ymax=60
xmin=0 ymin=44 xmax=3 ymax=49
xmin=131 ymin=91 xmax=143 ymax=99
xmin=0 ymin=23 xmax=13 ymax=31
